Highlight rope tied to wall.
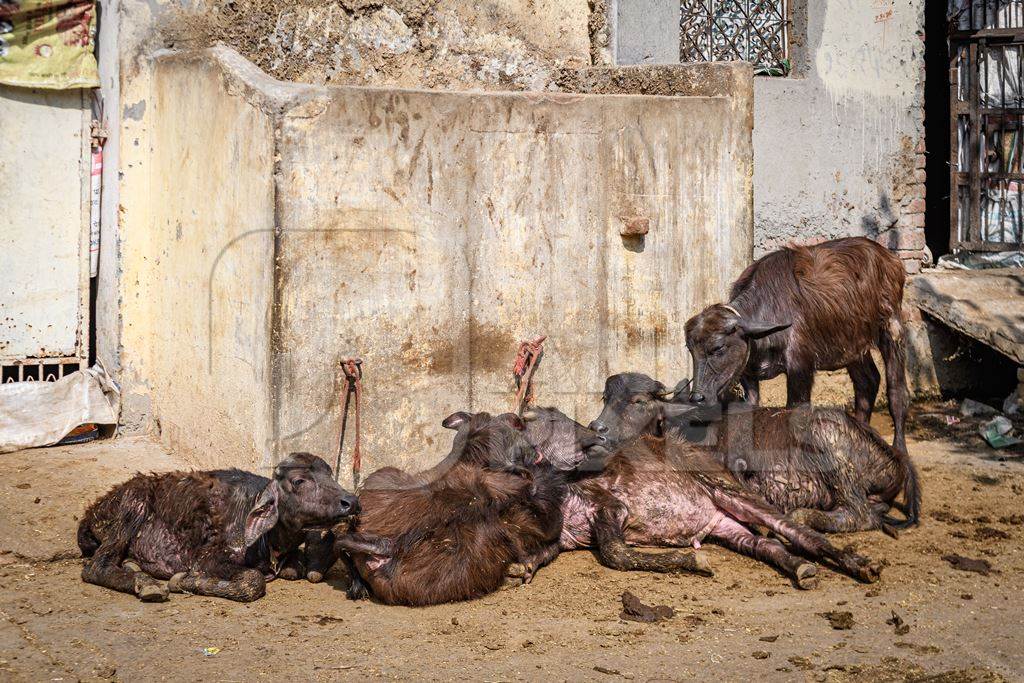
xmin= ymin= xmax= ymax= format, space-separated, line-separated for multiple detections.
xmin=336 ymin=357 xmax=363 ymax=488
xmin=512 ymin=335 xmax=546 ymax=416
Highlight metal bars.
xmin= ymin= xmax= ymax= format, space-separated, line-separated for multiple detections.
xmin=679 ymin=0 xmax=789 ymax=74
xmin=950 ymin=1 xmax=1024 ymax=251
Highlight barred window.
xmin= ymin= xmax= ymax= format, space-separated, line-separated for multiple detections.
xmin=679 ymin=1 xmax=790 ymax=76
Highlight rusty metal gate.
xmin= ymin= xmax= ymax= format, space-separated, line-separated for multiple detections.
xmin=951 ymin=0 xmax=1024 ymax=251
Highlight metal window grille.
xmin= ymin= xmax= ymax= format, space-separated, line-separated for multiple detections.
xmin=950 ymin=0 xmax=1024 ymax=251
xmin=1 ymin=358 xmax=80 ymax=384
xmin=679 ymin=0 xmax=789 ymax=75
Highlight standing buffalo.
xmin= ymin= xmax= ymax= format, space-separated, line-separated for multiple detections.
xmin=684 ymin=237 xmax=909 ymax=452
xmin=589 ymin=372 xmax=919 ymax=534
xmin=77 ymin=452 xmax=358 ymax=602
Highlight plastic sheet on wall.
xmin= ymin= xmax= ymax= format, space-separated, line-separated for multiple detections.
xmin=0 ymin=0 xmax=99 ymax=89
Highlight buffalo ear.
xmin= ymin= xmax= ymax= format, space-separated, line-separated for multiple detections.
xmin=442 ymin=411 xmax=472 ymax=430
xmin=738 ymin=318 xmax=791 ymax=339
xmin=244 ymin=481 xmax=280 ymax=548
xmin=660 ymin=402 xmax=700 ymax=419
xmin=521 ymin=408 xmax=539 ymax=421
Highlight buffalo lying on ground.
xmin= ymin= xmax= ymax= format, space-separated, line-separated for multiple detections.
xmin=77 ymin=452 xmax=358 ymax=602
xmin=526 ymin=410 xmax=882 ymax=589
xmin=684 ymin=236 xmax=909 ymax=452
xmin=316 ymin=412 xmax=568 ymax=606
xmin=589 ymin=372 xmax=919 ymax=534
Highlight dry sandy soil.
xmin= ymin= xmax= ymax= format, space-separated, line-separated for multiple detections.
xmin=1 ymin=411 xmax=1023 ymax=682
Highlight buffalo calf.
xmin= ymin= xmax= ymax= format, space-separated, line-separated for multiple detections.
xmin=326 ymin=412 xmax=567 ymax=606
xmin=684 ymin=237 xmax=909 ymax=452
xmin=77 ymin=453 xmax=357 ymax=602
xmin=589 ymin=372 xmax=920 ymax=535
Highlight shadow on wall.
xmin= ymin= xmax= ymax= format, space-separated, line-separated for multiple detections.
xmin=860 ymin=192 xmax=899 ymax=246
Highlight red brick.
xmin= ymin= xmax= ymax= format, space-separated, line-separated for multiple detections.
xmin=915 ymin=138 xmax=926 ymax=154
xmin=914 ymin=168 xmax=927 ymax=183
xmin=903 ymin=259 xmax=922 ymax=275
xmin=914 ymin=154 xmax=927 ymax=169
xmin=905 ymin=198 xmax=926 ymax=213
xmin=903 ymin=213 xmax=926 ymax=228
xmin=882 ymin=229 xmax=926 ymax=251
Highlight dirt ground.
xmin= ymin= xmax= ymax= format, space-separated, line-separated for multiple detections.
xmin=2 ymin=412 xmax=1023 ymax=682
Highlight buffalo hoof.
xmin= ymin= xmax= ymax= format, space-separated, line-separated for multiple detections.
xmin=794 ymin=563 xmax=819 ymax=590
xmin=691 ymin=550 xmax=714 ymax=577
xmin=122 ymin=560 xmax=142 ymax=573
xmin=506 ymin=562 xmax=536 ymax=585
xmin=277 ymin=566 xmax=301 ymax=581
xmin=346 ymin=580 xmax=369 ymax=601
xmin=136 ymin=580 xmax=169 ymax=603
xmin=306 ymin=570 xmax=324 ymax=583
xmin=858 ymin=560 xmax=883 ymax=584
xmin=167 ymin=572 xmax=187 ymax=593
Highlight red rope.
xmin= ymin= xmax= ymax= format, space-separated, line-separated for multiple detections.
xmin=337 ymin=358 xmax=363 ymax=485
xmin=512 ymin=335 xmax=545 ymax=415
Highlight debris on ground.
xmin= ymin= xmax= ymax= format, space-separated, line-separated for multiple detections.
xmin=961 ymin=398 xmax=999 ymax=418
xmin=594 ymin=665 xmax=625 ymax=676
xmin=894 ymin=641 xmax=942 ymax=655
xmin=973 ymin=526 xmax=1011 ymax=541
xmin=980 ymin=416 xmax=1022 ymax=449
xmin=200 ymin=647 xmax=221 ymax=657
xmin=759 ymin=634 xmax=779 ymax=642
xmin=818 ymin=611 xmax=854 ymax=630
xmin=619 ymin=591 xmax=675 ymax=623
xmin=788 ymin=655 xmax=816 ymax=670
xmin=941 ymin=554 xmax=994 ymax=575
xmin=886 ymin=611 xmax=910 ymax=636
xmin=752 ymin=650 xmax=770 ymax=659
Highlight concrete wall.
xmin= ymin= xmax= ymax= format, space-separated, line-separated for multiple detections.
xmin=135 ymin=47 xmax=752 ymax=477
xmin=753 ymin=0 xmax=927 ymax=272
xmin=144 ymin=52 xmax=278 ymax=470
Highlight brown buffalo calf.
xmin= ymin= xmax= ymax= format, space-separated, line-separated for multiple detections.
xmin=325 ymin=412 xmax=567 ymax=606
xmin=684 ymin=237 xmax=909 ymax=452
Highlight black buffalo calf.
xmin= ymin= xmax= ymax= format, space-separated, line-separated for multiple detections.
xmin=77 ymin=452 xmax=358 ymax=602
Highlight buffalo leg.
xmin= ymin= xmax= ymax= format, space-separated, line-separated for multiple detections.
xmin=81 ymin=510 xmax=168 ymax=602
xmin=276 ymin=551 xmax=306 ymax=581
xmin=335 ymin=531 xmax=392 ymax=557
xmin=592 ymin=505 xmax=712 ymax=575
xmin=785 ymin=367 xmax=814 ymax=408
xmin=304 ymin=529 xmax=336 ymax=583
xmin=333 ymin=532 xmax=389 ymax=601
xmin=707 ymin=488 xmax=880 ymax=583
xmin=169 ymin=564 xmax=266 ymax=602
xmin=341 ymin=554 xmax=370 ymax=601
xmin=709 ymin=516 xmax=818 ymax=589
xmin=847 ymin=354 xmax=881 ymax=424
xmin=879 ymin=317 xmax=909 ymax=453
xmin=784 ymin=506 xmax=883 ymax=534
xmin=507 ymin=542 xmax=561 ymax=585
xmin=83 ymin=552 xmax=168 ymax=602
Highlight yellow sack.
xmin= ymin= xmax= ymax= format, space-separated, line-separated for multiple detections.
xmin=0 ymin=0 xmax=98 ymax=89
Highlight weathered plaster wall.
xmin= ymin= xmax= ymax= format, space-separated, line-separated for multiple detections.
xmin=752 ymin=0 xmax=927 ymax=272
xmin=143 ymin=52 xmax=277 ymax=470
xmin=611 ymin=0 xmax=928 ymax=273
xmin=138 ymin=47 xmax=752 ymax=477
